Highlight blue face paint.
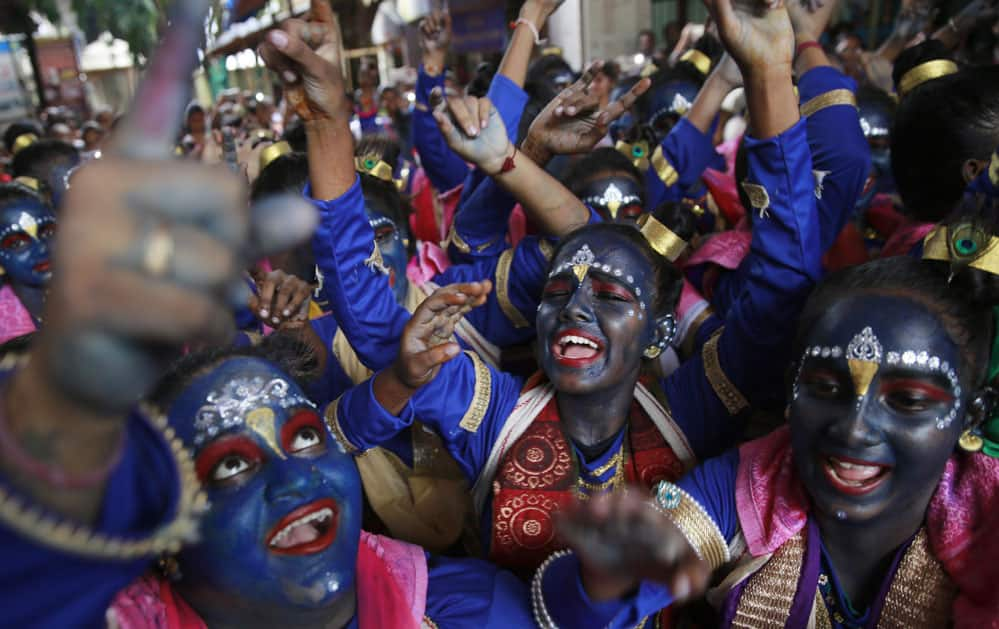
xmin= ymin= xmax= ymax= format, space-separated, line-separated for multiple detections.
xmin=790 ymin=295 xmax=965 ymax=527
xmin=537 ymin=231 xmax=660 ymax=395
xmin=0 ymin=198 xmax=56 ymax=288
xmin=363 ymin=193 xmax=411 ymax=305
xmin=168 ymin=358 xmax=362 ymax=613
xmin=643 ymin=80 xmax=700 ymax=143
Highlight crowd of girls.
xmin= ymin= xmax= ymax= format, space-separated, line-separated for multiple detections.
xmin=0 ymin=0 xmax=997 ymax=626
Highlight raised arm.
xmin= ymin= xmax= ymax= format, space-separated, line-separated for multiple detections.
xmin=498 ymin=0 xmax=567 ymax=88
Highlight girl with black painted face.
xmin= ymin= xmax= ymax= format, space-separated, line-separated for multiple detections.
xmin=553 ymin=257 xmax=999 ymax=626
xmin=332 ymin=0 xmax=821 ymax=589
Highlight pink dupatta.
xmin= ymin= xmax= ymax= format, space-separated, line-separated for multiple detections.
xmin=0 ymin=285 xmax=36 ymax=345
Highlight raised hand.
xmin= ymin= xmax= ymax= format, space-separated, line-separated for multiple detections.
xmin=706 ymin=0 xmax=794 ymax=76
xmin=419 ymin=10 xmax=452 ymax=57
xmin=891 ymin=0 xmax=935 ymax=43
xmin=258 ymin=0 xmax=344 ymax=122
xmin=35 ymin=0 xmax=316 ymax=413
xmin=557 ymin=491 xmax=711 ymax=602
xmin=249 ymin=268 xmax=313 ymax=329
xmin=391 ymin=281 xmax=492 ymax=390
xmin=786 ymin=0 xmax=841 ymax=43
xmin=522 ymin=62 xmax=651 ymax=164
xmin=431 ymin=91 xmax=513 ymax=176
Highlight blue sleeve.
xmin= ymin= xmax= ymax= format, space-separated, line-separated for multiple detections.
xmin=309 ymin=177 xmax=410 ymax=371
xmin=303 ymin=315 xmax=357 ymax=407
xmin=646 ymin=118 xmax=724 ymax=208
xmin=798 ymin=66 xmax=870 ymax=253
xmin=665 ymin=119 xmax=821 ymax=459
xmin=333 ymin=355 xmax=523 ymax=482
xmin=424 ymin=554 xmax=533 ymax=628
xmin=413 ymin=66 xmax=469 ymax=192
xmin=540 ymin=450 xmax=740 ymax=628
xmin=0 ymin=411 xmax=182 ymax=628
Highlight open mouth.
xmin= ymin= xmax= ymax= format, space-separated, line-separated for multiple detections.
xmin=266 ymin=498 xmax=339 ymax=556
xmin=821 ymin=455 xmax=892 ymax=496
xmin=551 ymin=329 xmax=605 ymax=368
xmin=33 ymin=261 xmax=51 ymax=273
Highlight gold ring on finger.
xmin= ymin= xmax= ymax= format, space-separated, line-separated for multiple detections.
xmin=143 ymin=227 xmax=175 ymax=278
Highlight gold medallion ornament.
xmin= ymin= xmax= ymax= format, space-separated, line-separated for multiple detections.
xmin=923 ymin=225 xmax=999 ymax=278
xmin=616 ymin=140 xmax=652 ymax=172
xmin=958 ymin=430 xmax=984 ymax=452
xmin=637 ymin=213 xmax=688 ymax=262
xmin=354 ymin=155 xmax=395 ymax=183
xmin=680 ymin=49 xmax=712 ymax=77
xmin=898 ymin=60 xmax=958 ymax=98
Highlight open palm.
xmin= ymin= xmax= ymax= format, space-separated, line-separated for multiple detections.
xmin=707 ymin=0 xmax=794 ymax=74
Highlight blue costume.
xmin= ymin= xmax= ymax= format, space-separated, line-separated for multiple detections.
xmin=331 ymin=118 xmax=820 ymax=570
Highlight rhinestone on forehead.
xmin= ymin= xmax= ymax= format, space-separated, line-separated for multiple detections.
xmin=192 ymin=376 xmax=315 ymax=446
xmin=846 ymin=327 xmax=883 ymax=363
xmin=582 ymin=182 xmax=641 ymax=209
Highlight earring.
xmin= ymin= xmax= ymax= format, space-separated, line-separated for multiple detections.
xmin=158 ymin=554 xmax=182 ymax=581
xmin=958 ymin=429 xmax=984 ymax=453
xmin=643 ymin=344 xmax=662 ymax=359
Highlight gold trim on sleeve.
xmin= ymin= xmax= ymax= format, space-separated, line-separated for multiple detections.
xmin=459 ymin=351 xmax=492 ymax=433
xmin=445 ymin=224 xmax=472 ymax=254
xmin=0 ymin=405 xmax=206 ymax=560
xmin=324 ymin=398 xmax=359 ymax=453
xmin=799 ymin=88 xmax=857 ymax=117
xmin=653 ymin=481 xmax=730 ymax=570
xmin=731 ymin=531 xmax=805 ymax=628
xmin=680 ymin=49 xmax=712 ymax=76
xmin=651 ymin=146 xmax=679 ymax=187
xmin=703 ymin=331 xmax=749 ymax=415
xmin=496 ymin=248 xmax=530 ymax=328
xmin=538 ymin=239 xmax=555 ymax=261
xmin=898 ymin=60 xmax=958 ymax=98
xmin=679 ymin=307 xmax=715 ymax=360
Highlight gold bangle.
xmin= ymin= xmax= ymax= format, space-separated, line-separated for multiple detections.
xmin=898 ymin=60 xmax=958 ymax=97
xmin=637 ymin=213 xmax=688 ymax=262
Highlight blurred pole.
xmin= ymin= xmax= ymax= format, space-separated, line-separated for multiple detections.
xmin=867 ymin=0 xmax=882 ymax=49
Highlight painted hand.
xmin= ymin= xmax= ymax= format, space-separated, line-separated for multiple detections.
xmin=258 ymin=0 xmax=345 ymax=122
xmin=705 ymin=0 xmax=795 ymax=77
xmin=249 ymin=268 xmax=314 ymax=329
xmin=557 ymin=490 xmax=711 ymax=602
xmin=431 ymin=92 xmax=513 ymax=176
xmin=39 ymin=1 xmax=317 ymax=413
xmin=524 ymin=62 xmax=651 ymax=161
xmin=391 ymin=281 xmax=492 ymax=389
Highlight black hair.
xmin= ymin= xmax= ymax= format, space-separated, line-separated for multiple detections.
xmin=10 ymin=139 xmax=79 ymax=182
xmin=185 ymin=101 xmax=205 ymax=120
xmin=794 ymin=256 xmax=993 ymax=388
xmin=674 ymin=33 xmax=723 ymax=84
xmin=519 ymin=55 xmax=575 ymax=141
xmin=891 ymin=66 xmax=999 ymax=222
xmin=0 ymin=181 xmax=46 ymax=208
xmin=856 ymin=85 xmax=896 ymax=119
xmin=250 ymin=152 xmax=309 ymax=202
xmin=281 ymin=120 xmax=308 ymax=153
xmin=891 ymin=40 xmax=955 ymax=97
xmin=564 ymin=148 xmax=644 ymax=199
xmin=550 ymin=222 xmax=683 ymax=318
xmin=650 ymin=200 xmax=698 ymax=241
xmin=3 ymin=120 xmax=43 ymax=154
xmin=147 ymin=333 xmax=320 ymax=414
xmin=466 ymin=62 xmax=498 ymax=98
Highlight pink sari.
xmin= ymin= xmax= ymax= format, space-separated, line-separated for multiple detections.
xmin=0 ymin=285 xmax=36 ymax=345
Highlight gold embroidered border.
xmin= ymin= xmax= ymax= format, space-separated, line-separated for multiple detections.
xmin=496 ymin=248 xmax=530 ymax=329
xmin=459 ymin=351 xmax=492 ymax=433
xmin=651 ymin=146 xmax=679 ymax=187
xmin=679 ymin=306 xmax=715 ymax=360
xmin=0 ymin=404 xmax=206 ymax=560
xmin=731 ymin=530 xmax=805 ymax=628
xmin=813 ymin=588 xmax=833 ymax=629
xmin=324 ymin=398 xmax=359 ymax=453
xmin=659 ymin=485 xmax=730 ymax=570
xmin=877 ymin=529 xmax=955 ymax=628
xmin=799 ymin=89 xmax=857 ymax=117
xmin=422 ymin=616 xmax=439 ymax=629
xmin=703 ymin=331 xmax=749 ymax=415
xmin=446 ymin=224 xmax=472 ymax=254
xmin=538 ymin=239 xmax=555 ymax=261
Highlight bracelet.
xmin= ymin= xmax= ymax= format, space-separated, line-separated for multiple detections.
xmin=513 ymin=17 xmax=545 ymax=46
xmin=0 ymin=391 xmax=126 ymax=490
xmin=795 ymin=40 xmax=822 ymax=58
xmin=531 ymin=549 xmax=572 ymax=629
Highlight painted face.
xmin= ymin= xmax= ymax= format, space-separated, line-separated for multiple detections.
xmin=578 ymin=174 xmax=645 ymax=224
xmin=790 ymin=295 xmax=966 ymax=527
xmin=856 ymin=104 xmax=894 ymax=210
xmin=644 ymin=81 xmax=699 ymax=143
xmin=364 ymin=192 xmax=410 ymax=305
xmin=0 ymin=198 xmax=56 ymax=287
xmin=537 ymin=232 xmax=658 ymax=395
xmin=168 ymin=358 xmax=362 ymax=614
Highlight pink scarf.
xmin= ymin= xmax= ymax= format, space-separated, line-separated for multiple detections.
xmin=685 ymin=229 xmax=752 ymax=271
xmin=0 ymin=284 xmax=36 ymax=345
xmin=109 ymin=531 xmax=428 ymax=629
xmin=735 ymin=426 xmax=999 ymax=628
xmin=406 ymin=241 xmax=452 ymax=286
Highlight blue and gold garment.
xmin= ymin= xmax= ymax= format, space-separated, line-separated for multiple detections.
xmin=332 ymin=118 xmax=821 ymax=574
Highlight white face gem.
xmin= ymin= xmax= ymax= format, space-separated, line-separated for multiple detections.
xmin=193 ymin=376 xmax=315 ymax=446
xmin=902 ymin=351 xmax=916 ymax=365
xmin=626 ymin=275 xmax=634 ymax=284
xmin=916 ymin=351 xmax=928 ymax=366
xmin=811 ymin=347 xmax=821 ymax=357
xmin=613 ymin=269 xmax=622 ymax=277
xmin=635 ymin=287 xmax=642 ymax=296
xmin=830 ymin=347 xmax=843 ymax=358
xmin=928 ymin=356 xmax=940 ymax=370
xmin=627 ymin=309 xmax=635 ymax=317
xmin=886 ymin=351 xmax=900 ymax=365
xmin=846 ymin=327 xmax=883 ymax=363
xmin=820 ymin=347 xmax=831 ymax=358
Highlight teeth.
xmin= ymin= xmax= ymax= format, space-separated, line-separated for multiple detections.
xmin=269 ymin=508 xmax=333 ymax=546
xmin=560 ymin=335 xmax=598 ymax=349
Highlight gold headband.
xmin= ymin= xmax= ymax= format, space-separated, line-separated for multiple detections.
xmin=355 ymin=155 xmax=395 ymax=183
xmin=680 ymin=49 xmax=711 ymax=76
xmin=898 ymin=60 xmax=958 ymax=97
xmin=13 ymin=176 xmax=41 ymax=192
xmin=637 ymin=213 xmax=688 ymax=262
xmin=12 ymin=133 xmax=37 ymax=156
xmin=259 ymin=141 xmax=292 ymax=171
xmin=923 ymin=225 xmax=999 ymax=277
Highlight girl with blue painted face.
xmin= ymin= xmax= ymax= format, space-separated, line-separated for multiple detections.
xmin=0 ymin=183 xmax=56 ymax=344
xmin=552 ymin=256 xmax=999 ymax=627
xmin=108 ymin=337 xmax=533 ymax=629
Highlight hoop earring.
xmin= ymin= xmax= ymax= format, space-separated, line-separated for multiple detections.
xmin=643 ymin=344 xmax=662 ymax=359
xmin=958 ymin=429 xmax=984 ymax=453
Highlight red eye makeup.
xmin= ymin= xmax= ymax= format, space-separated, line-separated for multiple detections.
xmin=196 ymin=435 xmax=264 ymax=483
